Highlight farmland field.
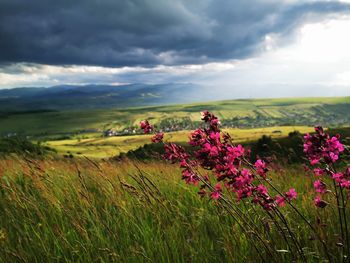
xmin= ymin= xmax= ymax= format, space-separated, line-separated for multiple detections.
xmin=1 ymin=96 xmax=350 ymax=138
xmin=45 ymin=126 xmax=314 ymax=158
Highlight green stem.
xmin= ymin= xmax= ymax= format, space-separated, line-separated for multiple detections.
xmin=243 ymin=158 xmax=333 ymax=262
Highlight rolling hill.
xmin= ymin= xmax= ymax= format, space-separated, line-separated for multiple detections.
xmin=0 ymin=83 xmax=204 ymax=111
xmin=0 ymin=95 xmax=350 ymax=138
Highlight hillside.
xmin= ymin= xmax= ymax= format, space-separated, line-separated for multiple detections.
xmin=0 ymin=83 xmax=202 ymax=111
xmin=1 ymin=96 xmax=350 ymax=138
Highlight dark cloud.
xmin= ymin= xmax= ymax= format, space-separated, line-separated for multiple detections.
xmin=0 ymin=0 xmax=349 ymax=67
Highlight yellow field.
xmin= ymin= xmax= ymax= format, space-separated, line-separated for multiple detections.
xmin=45 ymin=126 xmax=314 ymax=158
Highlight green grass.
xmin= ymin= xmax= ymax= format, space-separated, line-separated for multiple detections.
xmin=1 ymin=96 xmax=350 ymax=261
xmin=0 ymin=157 xmax=347 ymax=262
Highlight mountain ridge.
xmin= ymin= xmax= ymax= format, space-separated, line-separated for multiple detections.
xmin=0 ymin=83 xmax=204 ymax=111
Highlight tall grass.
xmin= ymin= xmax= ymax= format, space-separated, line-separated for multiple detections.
xmin=0 ymin=156 xmax=347 ymax=262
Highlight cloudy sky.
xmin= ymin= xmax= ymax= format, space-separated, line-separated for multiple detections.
xmin=1 ymin=0 xmax=350 ymax=98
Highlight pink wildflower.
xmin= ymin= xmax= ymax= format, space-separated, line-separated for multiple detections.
xmin=164 ymin=143 xmax=188 ymax=163
xmin=314 ymin=180 xmax=327 ymax=194
xmin=182 ymin=169 xmax=199 ymax=185
xmin=313 ymin=168 xmax=325 ymax=177
xmin=340 ymin=180 xmax=350 ymax=189
xmin=179 ymin=159 xmax=187 ymax=168
xmin=332 ymin=173 xmax=344 ymax=183
xmin=211 ymin=183 xmax=222 ymax=200
xmin=189 ymin=128 xmax=206 ymax=146
xmin=314 ymin=196 xmax=328 ymax=208
xmin=140 ymin=120 xmax=153 ymax=134
xmin=209 ymin=132 xmax=221 ymax=144
xmin=285 ymin=188 xmax=297 ymax=201
xmin=227 ymin=145 xmax=245 ymax=160
xmin=275 ymin=196 xmax=286 ymax=207
xmin=256 ymin=184 xmax=268 ymax=196
xmin=255 ymin=159 xmax=267 ymax=177
xmin=329 ymin=152 xmax=338 ymax=163
xmin=151 ymin=132 xmax=164 ymax=143
xmin=303 ymin=127 xmax=344 ymax=165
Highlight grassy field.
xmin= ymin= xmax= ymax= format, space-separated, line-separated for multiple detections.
xmin=45 ymin=126 xmax=314 ymax=158
xmin=1 ymin=96 xmax=350 ymax=138
xmin=0 ymin=156 xmax=348 ymax=262
xmin=1 ymin=97 xmax=350 ymax=262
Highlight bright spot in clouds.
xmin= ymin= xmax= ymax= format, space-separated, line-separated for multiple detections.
xmin=279 ymin=17 xmax=350 ymax=63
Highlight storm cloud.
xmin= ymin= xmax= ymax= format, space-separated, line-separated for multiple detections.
xmin=1 ymin=0 xmax=350 ymax=67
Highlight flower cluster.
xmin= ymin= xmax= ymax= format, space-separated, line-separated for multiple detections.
xmin=275 ymin=188 xmax=297 ymax=207
xmin=138 ymin=116 xmax=350 ymax=260
xmin=303 ymin=126 xmax=349 ymax=208
xmin=151 ymin=132 xmax=164 ymax=143
xmin=164 ymin=143 xmax=201 ymax=185
xmin=303 ymin=126 xmax=344 ymax=165
xmin=140 ymin=120 xmax=164 ymax=143
xmin=140 ymin=111 xmax=298 ymax=211
xmin=140 ymin=120 xmax=153 ymax=134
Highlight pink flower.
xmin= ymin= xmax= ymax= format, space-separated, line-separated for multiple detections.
xmin=210 ymin=146 xmax=219 ymax=157
xmin=340 ymin=180 xmax=350 ymax=189
xmin=303 ymin=127 xmax=344 ymax=165
xmin=285 ymin=188 xmax=297 ymax=201
xmin=179 ymin=159 xmax=187 ymax=168
xmin=164 ymin=143 xmax=188 ymax=163
xmin=209 ymin=132 xmax=221 ymax=143
xmin=189 ymin=128 xmax=206 ymax=146
xmin=211 ymin=192 xmax=220 ymax=200
xmin=314 ymin=180 xmax=327 ymax=194
xmin=255 ymin=159 xmax=267 ymax=177
xmin=210 ymin=118 xmax=220 ymax=127
xmin=328 ymin=136 xmax=344 ymax=152
xmin=140 ymin=120 xmax=153 ymax=134
xmin=256 ymin=184 xmax=268 ymax=196
xmin=182 ymin=169 xmax=199 ymax=185
xmin=310 ymin=158 xmax=320 ymax=166
xmin=275 ymin=196 xmax=286 ymax=207
xmin=329 ymin=152 xmax=339 ymax=163
xmin=227 ymin=145 xmax=245 ymax=160
xmin=332 ymin=172 xmax=344 ymax=183
xmin=211 ymin=183 xmax=222 ymax=200
xmin=151 ymin=132 xmax=164 ymax=143
xmin=345 ymin=167 xmax=350 ymax=177
xmin=313 ymin=168 xmax=325 ymax=177
xmin=241 ymin=168 xmax=251 ymax=178
xmin=314 ymin=196 xmax=328 ymax=208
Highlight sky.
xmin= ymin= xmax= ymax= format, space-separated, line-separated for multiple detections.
xmin=1 ymin=0 xmax=350 ymax=98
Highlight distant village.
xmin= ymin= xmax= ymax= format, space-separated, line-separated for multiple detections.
xmin=102 ymin=123 xmax=197 ymax=137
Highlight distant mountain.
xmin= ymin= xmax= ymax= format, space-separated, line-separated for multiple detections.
xmin=0 ymin=83 xmax=212 ymax=111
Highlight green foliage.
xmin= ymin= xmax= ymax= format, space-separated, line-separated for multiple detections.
xmin=0 ymin=136 xmax=54 ymax=156
xmin=0 ymin=158 xmax=343 ymax=262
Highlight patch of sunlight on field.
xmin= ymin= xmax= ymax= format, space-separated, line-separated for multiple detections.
xmin=224 ymin=126 xmax=313 ymax=142
xmin=45 ymin=126 xmax=314 ymax=159
xmin=167 ymin=126 xmax=313 ymax=143
xmin=46 ymin=134 xmax=153 ymax=158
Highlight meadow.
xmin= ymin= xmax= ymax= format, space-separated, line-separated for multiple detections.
xmin=0 ymin=156 xmax=348 ymax=263
xmin=1 ymin=98 xmax=350 ymax=262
